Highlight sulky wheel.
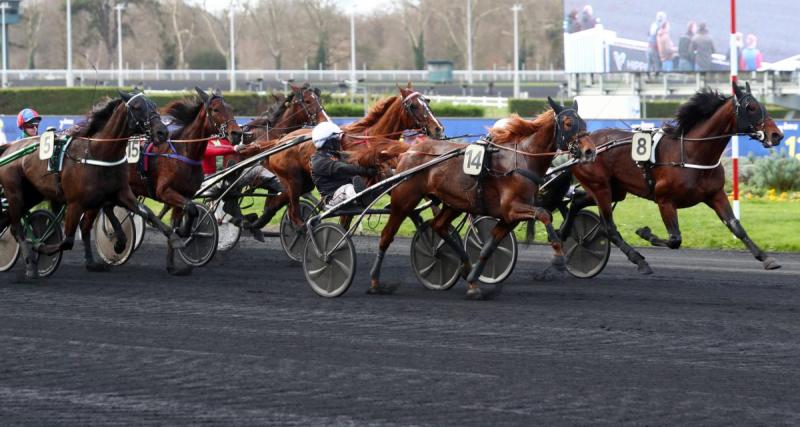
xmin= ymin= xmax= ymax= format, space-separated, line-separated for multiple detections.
xmin=212 ymin=203 xmax=241 ymax=252
xmin=563 ymin=210 xmax=610 ymax=279
xmin=27 ymin=210 xmax=64 ymax=277
xmin=0 ymin=224 xmax=20 ymax=272
xmin=93 ymin=206 xmax=137 ymax=266
xmin=132 ymin=213 xmax=146 ymax=250
xmin=302 ymin=223 xmax=356 ymax=298
xmin=410 ymin=220 xmax=463 ymax=291
xmin=280 ymin=199 xmax=317 ymax=262
xmin=464 ymin=216 xmax=518 ymax=284
xmin=177 ymin=204 xmax=219 ymax=267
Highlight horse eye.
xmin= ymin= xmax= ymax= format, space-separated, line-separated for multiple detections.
xmin=747 ymin=104 xmax=756 ymax=112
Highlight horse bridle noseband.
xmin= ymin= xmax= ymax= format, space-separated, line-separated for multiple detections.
xmin=733 ymin=93 xmax=767 ymax=141
xmin=125 ymin=93 xmax=161 ymax=142
xmin=554 ymin=109 xmax=588 ymax=159
xmin=294 ymin=88 xmax=329 ymax=127
xmin=402 ymin=91 xmax=439 ymax=137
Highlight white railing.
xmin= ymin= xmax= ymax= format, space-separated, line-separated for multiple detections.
xmin=2 ymin=68 xmax=567 ymax=84
xmin=426 ymin=95 xmax=508 ymax=108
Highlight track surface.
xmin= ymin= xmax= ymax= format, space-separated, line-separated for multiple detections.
xmin=1 ymin=232 xmax=799 ymax=425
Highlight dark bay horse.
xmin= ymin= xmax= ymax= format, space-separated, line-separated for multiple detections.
xmin=240 ymin=83 xmax=445 ymax=230
xmin=242 ymin=83 xmax=329 ymax=141
xmin=127 ymin=87 xmax=243 ymax=275
xmin=570 ymin=83 xmax=784 ymax=274
xmin=369 ymin=98 xmax=597 ymax=299
xmin=0 ymin=92 xmax=178 ymax=279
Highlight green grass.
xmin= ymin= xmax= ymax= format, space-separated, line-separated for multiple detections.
xmin=151 ymin=193 xmax=800 ymax=252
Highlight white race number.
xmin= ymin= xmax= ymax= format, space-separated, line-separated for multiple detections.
xmin=631 ymin=132 xmax=652 ymax=162
xmin=38 ymin=131 xmax=56 ymax=160
xmin=127 ymin=137 xmax=141 ymax=163
xmin=462 ymin=144 xmax=485 ymax=176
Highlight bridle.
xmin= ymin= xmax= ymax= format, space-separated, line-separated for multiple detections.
xmin=733 ymin=92 xmax=767 ymax=141
xmin=553 ymin=108 xmax=588 ymax=159
xmin=402 ymin=91 xmax=441 ymax=138
xmin=125 ymin=93 xmax=162 ymax=144
xmin=294 ymin=88 xmax=330 ymax=127
xmin=204 ymin=94 xmax=240 ymax=142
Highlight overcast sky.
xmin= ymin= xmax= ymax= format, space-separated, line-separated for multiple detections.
xmin=188 ymin=0 xmax=396 ymax=15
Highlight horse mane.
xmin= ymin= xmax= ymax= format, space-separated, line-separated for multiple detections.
xmin=490 ymin=112 xmax=554 ymax=145
xmin=163 ymin=97 xmax=203 ymax=127
xmin=345 ymin=138 xmax=410 ymax=185
xmin=342 ymin=96 xmax=400 ymax=134
xmin=69 ymin=98 xmax=125 ymax=137
xmin=664 ymin=89 xmax=731 ymax=137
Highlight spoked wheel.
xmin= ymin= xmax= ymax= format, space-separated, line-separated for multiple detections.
xmin=27 ymin=210 xmax=63 ymax=277
xmin=212 ymin=202 xmax=241 ymax=252
xmin=0 ymin=225 xmax=20 ymax=272
xmin=410 ymin=220 xmax=463 ymax=291
xmin=302 ymin=223 xmax=356 ymax=298
xmin=93 ymin=206 xmax=137 ymax=266
xmin=280 ymin=199 xmax=317 ymax=262
xmin=176 ymin=204 xmax=219 ymax=267
xmin=132 ymin=213 xmax=146 ymax=250
xmin=563 ymin=210 xmax=610 ymax=279
xmin=464 ymin=216 xmax=518 ymax=284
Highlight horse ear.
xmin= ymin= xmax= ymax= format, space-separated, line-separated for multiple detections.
xmin=406 ymin=81 xmax=413 ymax=89
xmin=212 ymin=87 xmax=222 ymax=97
xmin=745 ymin=81 xmax=752 ymax=94
xmin=118 ymin=90 xmax=132 ymax=102
xmin=732 ymin=82 xmax=744 ymax=100
xmin=547 ymin=96 xmax=563 ymax=114
xmin=572 ymin=98 xmax=578 ymax=112
xmin=195 ymin=86 xmax=210 ymax=104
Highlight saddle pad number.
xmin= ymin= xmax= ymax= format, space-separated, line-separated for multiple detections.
xmin=38 ymin=131 xmax=55 ymax=160
xmin=462 ymin=144 xmax=485 ymax=176
xmin=127 ymin=137 xmax=141 ymax=163
xmin=631 ymin=132 xmax=652 ymax=162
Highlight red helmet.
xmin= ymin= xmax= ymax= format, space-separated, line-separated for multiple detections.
xmin=17 ymin=108 xmax=42 ymax=130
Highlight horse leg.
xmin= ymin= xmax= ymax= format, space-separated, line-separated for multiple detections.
xmin=706 ymin=191 xmax=780 ymax=270
xmin=252 ymin=190 xmax=289 ymax=230
xmin=429 ymin=206 xmax=471 ymax=279
xmin=166 ymin=206 xmax=192 ymax=276
xmin=38 ymin=203 xmax=80 ymax=255
xmin=81 ymin=209 xmax=112 ymax=272
xmin=527 ymin=205 xmax=571 ymax=281
xmin=368 ymin=190 xmax=422 ymax=294
xmin=635 ymin=202 xmax=682 ymax=249
xmin=464 ymin=220 xmax=517 ymax=300
xmin=592 ymin=188 xmax=652 ymax=274
xmin=11 ymin=220 xmax=39 ymax=281
xmin=117 ymin=188 xmax=185 ymax=249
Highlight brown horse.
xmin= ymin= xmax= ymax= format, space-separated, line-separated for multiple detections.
xmin=242 ymin=83 xmax=329 ymax=141
xmin=127 ymin=87 xmax=243 ymax=275
xmin=0 ymin=91 xmax=178 ymax=280
xmin=569 ymin=83 xmax=784 ymax=274
xmin=369 ymin=98 xmax=597 ymax=299
xmin=241 ymin=83 xmax=444 ymax=231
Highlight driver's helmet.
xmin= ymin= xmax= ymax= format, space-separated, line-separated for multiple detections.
xmin=17 ymin=108 xmax=42 ymax=130
xmin=312 ymin=121 xmax=342 ymax=149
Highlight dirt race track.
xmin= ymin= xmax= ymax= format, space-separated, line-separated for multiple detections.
xmin=1 ymin=232 xmax=799 ymax=425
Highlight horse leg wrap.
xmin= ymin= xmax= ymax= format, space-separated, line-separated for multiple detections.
xmin=440 ymin=232 xmax=469 ymax=264
xmin=726 ymin=218 xmax=766 ymax=261
xmin=370 ymin=250 xmax=385 ymax=281
xmin=183 ymin=201 xmax=198 ymax=218
xmin=544 ymin=222 xmax=560 ymax=243
xmin=466 ymin=238 xmax=500 ymax=283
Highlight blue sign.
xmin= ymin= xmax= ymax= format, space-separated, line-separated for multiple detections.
xmin=2 ymin=116 xmax=798 ymax=160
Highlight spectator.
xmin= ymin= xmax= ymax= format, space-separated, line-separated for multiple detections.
xmin=740 ymin=33 xmax=762 ymax=71
xmin=657 ymin=21 xmax=677 ymax=71
xmin=565 ymin=9 xmax=581 ymax=33
xmin=691 ymin=22 xmax=715 ymax=71
xmin=648 ymin=11 xmax=667 ymax=71
xmin=678 ymin=21 xmax=697 ymax=71
xmin=579 ymin=5 xmax=597 ymax=30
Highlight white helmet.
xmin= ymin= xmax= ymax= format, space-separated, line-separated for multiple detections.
xmin=312 ymin=121 xmax=342 ymax=148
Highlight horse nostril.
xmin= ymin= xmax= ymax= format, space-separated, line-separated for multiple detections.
xmin=771 ymin=132 xmax=783 ymax=143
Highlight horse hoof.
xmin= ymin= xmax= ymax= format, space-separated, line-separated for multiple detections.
xmin=85 ymin=261 xmax=111 ymax=272
xmin=168 ymin=234 xmax=186 ymax=249
xmin=366 ymin=283 xmax=397 ymax=295
xmin=167 ymin=266 xmax=193 ymax=276
xmin=637 ymin=262 xmax=653 ymax=275
xmin=466 ymin=285 xmax=503 ymax=301
xmin=250 ymin=227 xmax=265 ymax=243
xmin=635 ymin=226 xmax=653 ymax=241
xmin=763 ymin=257 xmax=782 ymax=270
xmin=534 ymin=265 xmax=566 ymax=282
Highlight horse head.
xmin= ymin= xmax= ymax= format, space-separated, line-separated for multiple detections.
xmin=289 ymin=83 xmax=330 ymax=126
xmin=548 ymin=97 xmax=595 ymax=163
xmin=119 ymin=90 xmax=168 ymax=144
xmin=397 ymin=83 xmax=444 ymax=139
xmin=733 ymin=82 xmax=783 ymax=148
xmin=195 ymin=87 xmax=243 ymax=145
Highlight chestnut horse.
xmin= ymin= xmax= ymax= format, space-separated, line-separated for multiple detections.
xmin=569 ymin=83 xmax=784 ymax=274
xmin=240 ymin=83 xmax=444 ymax=231
xmin=127 ymin=87 xmax=243 ymax=275
xmin=369 ymin=98 xmax=597 ymax=299
xmin=0 ymin=92 xmax=179 ymax=280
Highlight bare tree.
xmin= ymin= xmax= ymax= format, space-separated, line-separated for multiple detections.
xmin=167 ymin=0 xmax=195 ymax=69
xmin=246 ymin=0 xmax=288 ymax=69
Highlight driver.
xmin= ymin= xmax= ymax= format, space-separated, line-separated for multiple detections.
xmin=310 ymin=121 xmax=377 ymax=207
xmin=16 ymin=108 xmax=42 ymax=140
